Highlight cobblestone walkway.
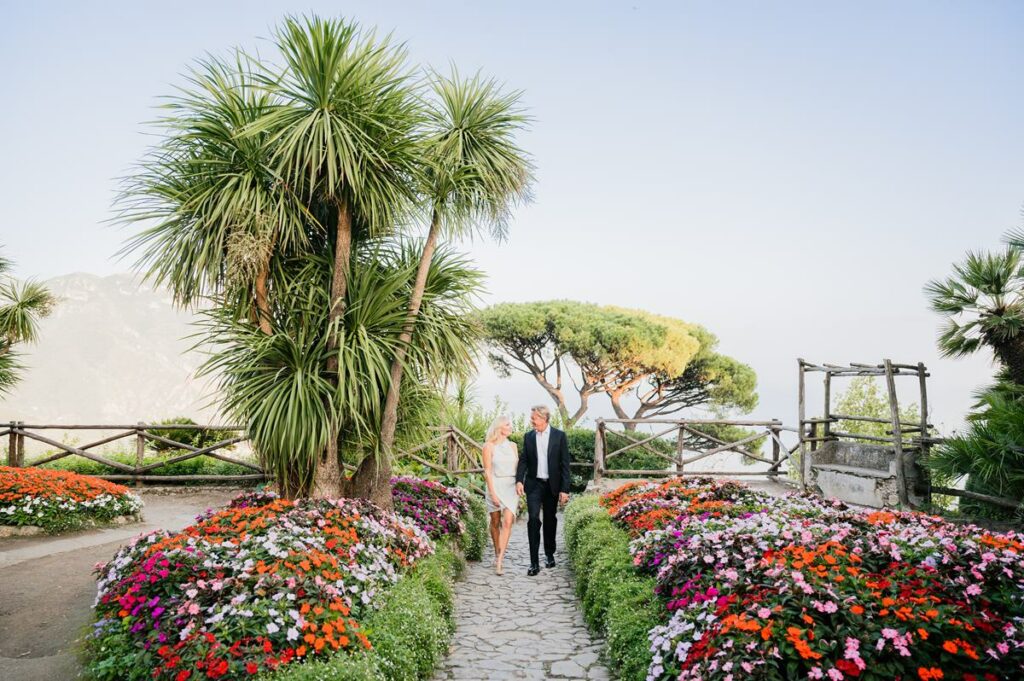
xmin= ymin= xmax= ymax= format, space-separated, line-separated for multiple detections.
xmin=433 ymin=516 xmax=611 ymax=680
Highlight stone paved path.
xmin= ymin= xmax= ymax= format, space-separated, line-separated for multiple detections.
xmin=434 ymin=515 xmax=611 ymax=680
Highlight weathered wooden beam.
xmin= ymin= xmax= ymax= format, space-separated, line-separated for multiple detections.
xmin=884 ymin=359 xmax=910 ymax=508
xmin=101 ymin=474 xmax=267 ymax=483
xmin=17 ymin=429 xmax=135 ymax=473
xmin=932 ymin=486 xmax=1020 ymax=510
xmin=134 ymin=436 xmax=248 ymax=473
xmin=26 ymin=429 xmax=138 ymax=467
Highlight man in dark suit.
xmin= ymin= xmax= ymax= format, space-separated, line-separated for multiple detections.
xmin=515 ymin=405 xmax=571 ymax=576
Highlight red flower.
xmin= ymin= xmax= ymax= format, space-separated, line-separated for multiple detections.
xmin=836 ymin=660 xmax=861 ymax=677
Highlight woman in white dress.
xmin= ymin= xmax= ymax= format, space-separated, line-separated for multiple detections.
xmin=482 ymin=414 xmax=519 ymax=575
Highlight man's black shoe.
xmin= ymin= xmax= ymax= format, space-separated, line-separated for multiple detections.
xmin=527 ymin=565 xmax=540 ymax=576
xmin=545 ymin=557 xmax=556 ymax=568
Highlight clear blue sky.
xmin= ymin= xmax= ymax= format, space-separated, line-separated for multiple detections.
xmin=2 ymin=1 xmax=1022 ymax=434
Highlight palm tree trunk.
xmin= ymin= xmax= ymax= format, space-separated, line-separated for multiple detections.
xmin=254 ymin=259 xmax=273 ymax=336
xmin=310 ymin=196 xmax=353 ymax=500
xmin=351 ymin=210 xmax=442 ymax=509
xmin=992 ymin=336 xmax=1024 ymax=386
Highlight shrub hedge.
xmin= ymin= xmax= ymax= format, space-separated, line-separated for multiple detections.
xmin=264 ymin=542 xmax=465 ymax=681
xmin=563 ymin=495 xmax=664 ymax=681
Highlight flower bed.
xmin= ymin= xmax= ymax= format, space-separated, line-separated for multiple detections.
xmin=85 ymin=477 xmax=482 ymax=681
xmin=0 ymin=465 xmax=142 ymax=533
xmin=570 ymin=477 xmax=1024 ymax=680
xmin=390 ymin=476 xmax=470 ymax=539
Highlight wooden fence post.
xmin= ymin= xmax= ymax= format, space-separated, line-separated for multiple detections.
xmin=445 ymin=426 xmax=458 ymax=473
xmin=593 ymin=420 xmax=605 ymax=484
xmin=769 ymin=424 xmax=781 ymax=479
xmin=135 ymin=422 xmax=146 ymax=487
xmin=918 ymin=362 xmax=931 ymax=507
xmin=6 ymin=421 xmax=15 ymax=467
xmin=798 ymin=359 xmax=808 ymax=490
xmin=883 ymin=359 xmax=909 ymax=509
xmin=675 ymin=424 xmax=685 ymax=475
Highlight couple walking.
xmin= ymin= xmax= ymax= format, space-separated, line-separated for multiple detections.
xmin=482 ymin=405 xmax=572 ymax=576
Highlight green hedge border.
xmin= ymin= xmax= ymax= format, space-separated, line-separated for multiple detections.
xmin=564 ymin=495 xmax=666 ymax=681
xmin=265 ymin=494 xmax=487 ymax=681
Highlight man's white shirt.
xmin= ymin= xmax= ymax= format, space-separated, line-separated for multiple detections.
xmin=535 ymin=427 xmax=550 ymax=480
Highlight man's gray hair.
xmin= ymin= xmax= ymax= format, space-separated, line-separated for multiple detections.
xmin=530 ymin=404 xmax=551 ymax=422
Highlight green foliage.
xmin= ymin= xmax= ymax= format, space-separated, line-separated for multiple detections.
xmin=460 ymin=492 xmax=489 ymax=561
xmin=198 ymin=242 xmax=481 ymax=496
xmin=0 ymin=249 xmax=55 ymax=396
xmin=928 ymin=383 xmax=1024 ymax=521
xmin=833 ymin=376 xmax=921 ymax=443
xmin=266 ymin=542 xmax=463 ymax=681
xmin=147 ymin=417 xmax=227 ymax=452
xmin=926 ymin=246 xmax=1024 ymax=384
xmin=563 ymin=496 xmax=663 ymax=681
xmin=478 ymin=300 xmax=757 ymax=427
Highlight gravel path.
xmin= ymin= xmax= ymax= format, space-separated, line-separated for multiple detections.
xmin=433 ymin=515 xmax=611 ymax=680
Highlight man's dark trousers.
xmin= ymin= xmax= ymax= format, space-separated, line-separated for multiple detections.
xmin=526 ymin=479 xmax=558 ymax=566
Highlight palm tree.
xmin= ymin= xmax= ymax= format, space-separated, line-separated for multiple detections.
xmin=353 ymin=70 xmax=533 ymax=506
xmin=925 ymin=248 xmax=1024 ymax=385
xmin=0 ymin=251 xmax=55 ymax=396
xmin=120 ymin=16 xmax=424 ymax=499
xmin=118 ymin=54 xmax=307 ymax=334
xmin=247 ymin=16 xmax=423 ymax=497
xmin=198 ymin=238 xmax=481 ymax=497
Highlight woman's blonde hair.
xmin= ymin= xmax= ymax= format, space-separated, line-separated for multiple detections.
xmin=485 ymin=414 xmax=512 ymax=444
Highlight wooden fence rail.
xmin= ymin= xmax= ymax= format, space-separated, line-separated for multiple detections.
xmin=593 ymin=417 xmax=801 ymax=483
xmin=2 ymin=422 xmax=263 ymax=484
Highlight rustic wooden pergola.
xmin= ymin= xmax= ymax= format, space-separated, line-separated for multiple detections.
xmin=797 ymin=359 xmax=932 ymax=507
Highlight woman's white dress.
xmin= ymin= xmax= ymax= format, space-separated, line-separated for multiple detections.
xmin=487 ymin=440 xmax=519 ymax=514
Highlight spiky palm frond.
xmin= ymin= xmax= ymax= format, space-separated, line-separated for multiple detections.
xmin=0 ymin=279 xmax=55 ymax=345
xmin=117 ymin=51 xmax=311 ymax=312
xmin=925 ymin=248 xmax=1024 ymax=359
xmin=421 ymin=69 xmax=533 ymax=239
xmin=195 ymin=236 xmax=482 ymax=495
xmin=246 ymin=15 xmax=423 ymax=234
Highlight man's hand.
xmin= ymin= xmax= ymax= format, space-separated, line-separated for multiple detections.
xmin=516 ymin=482 xmax=524 ymax=497
xmin=559 ymin=492 xmax=569 ymax=506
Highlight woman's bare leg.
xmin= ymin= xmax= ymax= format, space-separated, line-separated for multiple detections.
xmin=489 ymin=510 xmax=501 ymax=561
xmin=497 ymin=508 xmax=516 ymax=564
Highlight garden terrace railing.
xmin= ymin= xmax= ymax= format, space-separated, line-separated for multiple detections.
xmin=0 ymin=422 xmax=264 ymax=484
xmin=593 ymin=417 xmax=802 ymax=483
xmin=393 ymin=425 xmax=593 ymax=495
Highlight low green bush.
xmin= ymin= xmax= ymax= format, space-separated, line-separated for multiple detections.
xmin=460 ymin=492 xmax=489 ymax=561
xmin=564 ymin=495 xmax=665 ymax=681
xmin=266 ymin=542 xmax=464 ymax=681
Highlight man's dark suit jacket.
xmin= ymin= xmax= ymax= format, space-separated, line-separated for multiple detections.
xmin=516 ymin=427 xmax=571 ymax=495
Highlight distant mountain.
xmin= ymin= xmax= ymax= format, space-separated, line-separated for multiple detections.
xmin=0 ymin=273 xmax=222 ymax=426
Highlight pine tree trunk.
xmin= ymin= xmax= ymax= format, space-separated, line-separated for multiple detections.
xmin=609 ymin=391 xmax=635 ymax=431
xmin=352 ymin=211 xmax=442 ymax=509
xmin=310 ymin=197 xmax=353 ymax=500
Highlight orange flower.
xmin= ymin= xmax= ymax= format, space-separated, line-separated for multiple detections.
xmin=851 ymin=605 xmax=865 ymax=615
xmin=918 ymin=668 xmax=943 ymax=680
xmin=942 ymin=640 xmax=958 ymax=654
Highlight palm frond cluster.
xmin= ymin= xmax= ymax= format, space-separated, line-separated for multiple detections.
xmin=925 ymin=221 xmax=1024 ymax=517
xmin=117 ymin=15 xmax=532 ymax=498
xmin=0 ymin=251 xmax=55 ymax=396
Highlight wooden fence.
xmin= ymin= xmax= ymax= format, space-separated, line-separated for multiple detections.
xmin=1 ymin=422 xmax=263 ymax=484
xmin=593 ymin=417 xmax=802 ymax=483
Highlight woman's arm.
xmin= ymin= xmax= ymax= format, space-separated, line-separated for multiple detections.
xmin=482 ymin=442 xmax=499 ymax=503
